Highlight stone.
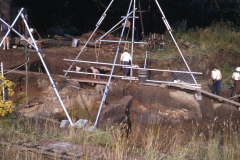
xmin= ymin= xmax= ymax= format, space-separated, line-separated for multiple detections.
xmin=60 ymin=120 xmax=70 ymax=128
xmin=73 ymin=119 xmax=88 ymax=128
xmin=183 ymin=41 xmax=190 ymax=46
xmin=97 ymin=96 xmax=132 ymax=130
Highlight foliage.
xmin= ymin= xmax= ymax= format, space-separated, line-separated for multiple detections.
xmin=11 ymin=0 xmax=240 ymax=37
xmin=16 ymin=93 xmax=27 ymax=107
xmin=0 ymin=74 xmax=14 ymax=117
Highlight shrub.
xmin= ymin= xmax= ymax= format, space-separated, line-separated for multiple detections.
xmin=0 ymin=74 xmax=14 ymax=117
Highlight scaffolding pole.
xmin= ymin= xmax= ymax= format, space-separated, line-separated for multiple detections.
xmin=1 ymin=62 xmax=4 ymax=101
xmin=154 ymin=0 xmax=197 ymax=84
xmin=64 ymin=0 xmax=115 ymax=77
xmin=0 ymin=8 xmax=74 ymax=126
xmin=90 ymin=0 xmax=134 ymax=130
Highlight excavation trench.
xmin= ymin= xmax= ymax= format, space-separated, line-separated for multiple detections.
xmin=2 ymin=48 xmax=240 ymax=147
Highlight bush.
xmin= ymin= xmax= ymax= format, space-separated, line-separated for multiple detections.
xmin=0 ymin=74 xmax=14 ymax=117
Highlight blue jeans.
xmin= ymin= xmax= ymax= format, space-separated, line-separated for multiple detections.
xmin=213 ymin=80 xmax=221 ymax=94
xmin=123 ymin=61 xmax=129 ymax=76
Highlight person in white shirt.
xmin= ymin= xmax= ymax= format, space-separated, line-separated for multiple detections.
xmin=231 ymin=67 xmax=240 ymax=96
xmin=211 ymin=65 xmax=222 ymax=95
xmin=120 ymin=48 xmax=132 ymax=76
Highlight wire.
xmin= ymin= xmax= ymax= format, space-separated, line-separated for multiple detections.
xmin=4 ymin=53 xmax=29 ymax=75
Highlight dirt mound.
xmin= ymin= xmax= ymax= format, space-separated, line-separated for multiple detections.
xmin=79 ymin=30 xmax=119 ymax=42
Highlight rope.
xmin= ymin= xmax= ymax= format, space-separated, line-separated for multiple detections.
xmin=221 ymin=75 xmax=232 ymax=85
xmin=4 ymin=53 xmax=29 ymax=75
xmin=124 ymin=27 xmax=131 ymax=50
xmin=109 ymin=25 xmax=122 ymax=35
xmin=96 ymin=41 xmax=101 ymax=62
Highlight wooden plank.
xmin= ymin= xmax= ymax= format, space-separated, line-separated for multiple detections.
xmin=196 ymin=89 xmax=240 ymax=106
xmin=66 ymin=78 xmax=116 ymax=85
xmin=167 ymin=83 xmax=240 ymax=106
xmin=4 ymin=70 xmax=44 ymax=75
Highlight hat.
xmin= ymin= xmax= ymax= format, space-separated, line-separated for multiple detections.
xmin=236 ymin=67 xmax=240 ymax=72
xmin=29 ymin=28 xmax=34 ymax=33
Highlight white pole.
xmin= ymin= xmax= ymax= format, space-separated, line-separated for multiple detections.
xmin=130 ymin=0 xmax=136 ymax=81
xmin=0 ymin=8 xmax=24 ymax=47
xmin=64 ymin=0 xmax=115 ymax=77
xmin=154 ymin=0 xmax=197 ymax=84
xmin=96 ymin=11 xmax=135 ymax=42
xmin=91 ymin=0 xmax=134 ymax=130
xmin=1 ymin=62 xmax=4 ymax=101
xmin=20 ymin=13 xmax=74 ymax=126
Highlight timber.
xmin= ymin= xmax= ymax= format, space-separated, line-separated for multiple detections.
xmin=66 ymin=78 xmax=117 ymax=85
xmin=167 ymin=83 xmax=240 ymax=107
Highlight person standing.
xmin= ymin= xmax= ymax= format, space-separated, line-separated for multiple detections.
xmin=1 ymin=20 xmax=10 ymax=50
xmin=120 ymin=48 xmax=132 ymax=76
xmin=231 ymin=67 xmax=240 ymax=96
xmin=211 ymin=65 xmax=222 ymax=95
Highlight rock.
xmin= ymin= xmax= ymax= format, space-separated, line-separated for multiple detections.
xmin=60 ymin=120 xmax=70 ymax=128
xmin=97 ymin=96 xmax=132 ymax=130
xmin=76 ymin=89 xmax=102 ymax=110
xmin=73 ymin=119 xmax=88 ymax=128
xmin=189 ymin=45 xmax=195 ymax=48
xmin=183 ymin=41 xmax=190 ymax=46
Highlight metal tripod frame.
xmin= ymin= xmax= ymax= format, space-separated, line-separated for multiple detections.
xmin=0 ymin=8 xmax=74 ymax=126
xmin=63 ymin=0 xmax=198 ymax=129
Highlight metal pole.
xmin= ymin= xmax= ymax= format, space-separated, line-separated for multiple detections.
xmin=130 ymin=0 xmax=136 ymax=81
xmin=63 ymin=71 xmax=201 ymax=87
xmin=99 ymin=40 xmax=147 ymax=44
xmin=1 ymin=62 xmax=4 ymax=101
xmin=154 ymin=0 xmax=197 ymax=84
xmin=63 ymin=59 xmax=202 ymax=74
xmin=20 ymin=13 xmax=74 ymax=126
xmin=144 ymin=52 xmax=147 ymax=69
xmin=64 ymin=0 xmax=115 ymax=77
xmin=0 ymin=19 xmax=34 ymax=49
xmin=0 ymin=8 xmax=24 ymax=47
xmin=90 ymin=0 xmax=134 ymax=130
xmin=96 ymin=11 xmax=134 ymax=42
xmin=24 ymin=15 xmax=28 ymax=108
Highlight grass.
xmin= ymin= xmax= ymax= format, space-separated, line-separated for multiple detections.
xmin=1 ymin=113 xmax=240 ymax=159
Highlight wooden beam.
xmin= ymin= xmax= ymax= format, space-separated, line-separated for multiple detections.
xmin=168 ymin=83 xmax=240 ymax=107
xmin=66 ymin=78 xmax=117 ymax=85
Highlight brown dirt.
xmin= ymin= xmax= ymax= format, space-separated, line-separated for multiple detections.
xmin=2 ymin=43 xmax=240 ymax=147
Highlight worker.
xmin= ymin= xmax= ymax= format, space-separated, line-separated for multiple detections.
xmin=231 ymin=67 xmax=240 ymax=96
xmin=120 ymin=48 xmax=132 ymax=76
xmin=1 ymin=19 xmax=10 ymax=50
xmin=90 ymin=67 xmax=100 ymax=86
xmin=28 ymin=28 xmax=39 ymax=49
xmin=211 ymin=65 xmax=222 ymax=95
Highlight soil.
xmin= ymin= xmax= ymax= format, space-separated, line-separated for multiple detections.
xmin=1 ymin=42 xmax=240 ymax=147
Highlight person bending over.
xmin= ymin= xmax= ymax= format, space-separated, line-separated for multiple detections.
xmin=90 ymin=67 xmax=100 ymax=86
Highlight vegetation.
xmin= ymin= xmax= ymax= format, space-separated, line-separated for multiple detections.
xmin=0 ymin=115 xmax=240 ymax=159
xmin=0 ymin=74 xmax=14 ymax=117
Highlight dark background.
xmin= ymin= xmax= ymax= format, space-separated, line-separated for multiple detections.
xmin=11 ymin=0 xmax=240 ymax=38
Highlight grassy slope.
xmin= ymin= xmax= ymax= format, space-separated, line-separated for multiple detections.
xmin=1 ymin=24 xmax=240 ymax=159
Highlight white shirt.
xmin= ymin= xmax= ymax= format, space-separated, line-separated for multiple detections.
xmin=212 ymin=69 xmax=221 ymax=80
xmin=120 ymin=52 xmax=132 ymax=62
xmin=233 ymin=72 xmax=240 ymax=80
